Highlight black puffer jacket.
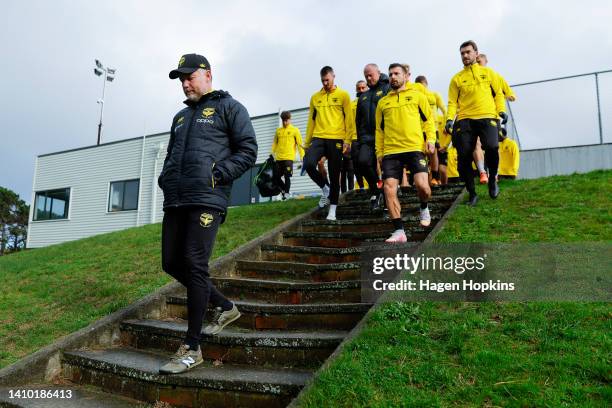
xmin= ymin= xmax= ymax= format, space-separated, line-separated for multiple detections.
xmin=158 ymin=90 xmax=258 ymax=212
xmin=355 ymin=74 xmax=391 ymax=144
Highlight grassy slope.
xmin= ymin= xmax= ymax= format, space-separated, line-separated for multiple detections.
xmin=0 ymin=198 xmax=317 ymax=369
xmin=298 ymin=171 xmax=611 ymax=407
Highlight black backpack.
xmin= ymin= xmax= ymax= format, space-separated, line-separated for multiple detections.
xmin=254 ymin=156 xmax=281 ymax=197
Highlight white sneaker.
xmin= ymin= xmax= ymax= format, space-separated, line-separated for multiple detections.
xmin=385 ymin=230 xmax=407 ymax=243
xmin=326 ymin=204 xmax=337 ymax=221
xmin=203 ymin=304 xmax=241 ymax=336
xmin=322 ymin=184 xmax=330 ymax=196
xmin=419 ymin=207 xmax=431 ymax=227
xmin=318 ymin=195 xmax=330 ymax=208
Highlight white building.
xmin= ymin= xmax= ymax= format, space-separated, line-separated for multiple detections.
xmin=27 ymin=107 xmax=320 ymax=248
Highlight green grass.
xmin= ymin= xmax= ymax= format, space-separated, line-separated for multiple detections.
xmin=0 ymin=198 xmax=317 ymax=369
xmin=298 ymin=170 xmax=611 ymax=407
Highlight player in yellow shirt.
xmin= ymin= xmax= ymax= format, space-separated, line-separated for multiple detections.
xmin=304 ymin=66 xmax=355 ymax=220
xmin=415 ymin=75 xmax=446 ymax=185
xmin=375 ymin=63 xmax=435 ymax=242
xmin=498 ymin=130 xmax=520 ymax=178
xmin=271 ymin=110 xmax=305 ymax=200
xmin=477 ymin=53 xmax=516 ymax=101
xmin=446 ymin=146 xmax=460 ymax=180
xmin=470 ymin=52 xmax=517 ymax=185
xmin=446 ymin=40 xmax=506 ymax=205
xmin=436 ymin=120 xmax=452 ymax=184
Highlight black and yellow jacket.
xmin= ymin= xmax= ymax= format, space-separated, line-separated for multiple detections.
xmin=447 ymin=63 xmax=506 ymax=121
xmin=271 ymin=124 xmax=305 ymax=161
xmin=375 ymin=84 xmax=435 ymax=158
xmin=356 ymin=74 xmax=391 ymax=144
xmin=305 ymin=86 xmax=354 ymax=147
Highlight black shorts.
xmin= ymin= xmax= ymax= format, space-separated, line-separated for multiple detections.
xmin=275 ymin=160 xmax=293 ymax=176
xmin=452 ymin=118 xmax=500 ymax=153
xmin=437 ymin=150 xmax=448 ymax=166
xmin=382 ymin=152 xmax=428 ymax=180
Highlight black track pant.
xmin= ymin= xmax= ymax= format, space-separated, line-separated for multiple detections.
xmin=162 ymin=207 xmax=230 ymax=349
xmin=304 ymin=138 xmax=343 ymax=205
xmin=356 ymin=141 xmax=380 ymax=195
xmin=275 ymin=160 xmax=293 ymax=193
xmin=340 ymin=154 xmax=354 ymax=193
xmin=350 ymin=141 xmax=364 ymax=189
xmin=452 ymin=118 xmax=500 ymax=195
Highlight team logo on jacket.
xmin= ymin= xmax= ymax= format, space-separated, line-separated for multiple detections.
xmin=480 ymin=75 xmax=486 ymax=79
xmin=362 ymin=96 xmax=367 ymax=100
xmin=332 ymin=98 xmax=338 ymax=103
xmin=376 ymin=90 xmax=383 ymax=96
xmin=177 ymin=116 xmax=184 ymax=123
xmin=202 ymin=108 xmax=215 ymax=118
xmin=200 ymin=212 xmax=214 ymax=228
xmin=404 ymin=96 xmax=412 ymax=101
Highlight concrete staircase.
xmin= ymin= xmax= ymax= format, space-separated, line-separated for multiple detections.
xmin=0 ymin=184 xmax=462 ymax=408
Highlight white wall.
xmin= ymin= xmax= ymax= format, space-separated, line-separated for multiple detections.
xmin=27 ymin=106 xmax=323 ymax=248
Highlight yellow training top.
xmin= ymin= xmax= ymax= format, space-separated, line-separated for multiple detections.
xmin=446 ymin=146 xmax=459 ymax=178
xmin=305 ymin=86 xmax=355 ymax=147
xmin=447 ymin=63 xmax=506 ymax=121
xmin=498 ymin=137 xmax=520 ymax=176
xmin=437 ymin=121 xmax=452 ymax=150
xmin=434 ymin=91 xmax=447 ymax=125
xmin=375 ymin=84 xmax=435 ymax=158
xmin=497 ymin=71 xmax=516 ymax=100
xmin=271 ymin=124 xmax=305 ymax=161
xmin=351 ymin=98 xmax=358 ymax=141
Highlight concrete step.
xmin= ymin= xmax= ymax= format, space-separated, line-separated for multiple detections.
xmin=165 ymin=299 xmax=372 ymax=331
xmin=344 ymin=183 xmax=464 ymax=202
xmin=282 ymin=229 xmax=430 ymax=247
xmin=63 ymin=347 xmax=311 ymax=408
xmin=120 ymin=319 xmax=347 ymax=368
xmin=259 ymin=243 xmax=418 ymax=264
xmin=299 ymin=214 xmax=443 ymax=233
xmin=0 ymin=385 xmax=143 ymax=407
xmin=235 ymin=260 xmax=361 ymax=282
xmin=330 ymin=201 xmax=451 ymax=218
xmin=211 ymin=277 xmax=362 ymax=303
xmin=342 ymin=194 xmax=457 ymax=206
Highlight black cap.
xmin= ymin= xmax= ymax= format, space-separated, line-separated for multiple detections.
xmin=169 ymin=53 xmax=210 ymax=79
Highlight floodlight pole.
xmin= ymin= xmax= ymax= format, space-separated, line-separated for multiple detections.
xmin=97 ymin=70 xmax=107 ymax=145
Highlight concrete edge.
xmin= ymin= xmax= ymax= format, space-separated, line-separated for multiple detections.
xmin=0 ymin=204 xmax=319 ymax=387
xmin=288 ymin=188 xmax=466 ymax=407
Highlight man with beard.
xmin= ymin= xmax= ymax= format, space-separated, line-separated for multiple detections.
xmin=376 ymin=63 xmax=435 ymax=243
xmin=445 ymin=40 xmax=506 ymax=205
xmin=304 ymin=66 xmax=354 ymax=220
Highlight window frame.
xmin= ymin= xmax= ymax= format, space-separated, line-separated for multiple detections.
xmin=32 ymin=188 xmax=71 ymax=222
xmin=107 ymin=178 xmax=140 ymax=213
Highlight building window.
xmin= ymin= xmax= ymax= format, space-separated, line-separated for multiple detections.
xmin=34 ymin=188 xmax=70 ymax=221
xmin=108 ymin=179 xmax=140 ymax=212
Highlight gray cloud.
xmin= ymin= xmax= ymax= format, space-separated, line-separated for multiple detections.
xmin=1 ymin=0 xmax=611 ymax=202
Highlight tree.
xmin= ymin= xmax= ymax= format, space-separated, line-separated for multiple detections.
xmin=0 ymin=187 xmax=29 ymax=255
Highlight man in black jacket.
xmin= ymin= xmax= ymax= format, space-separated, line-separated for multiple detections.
xmin=158 ymin=53 xmax=258 ymax=374
xmin=355 ymin=63 xmax=390 ymax=211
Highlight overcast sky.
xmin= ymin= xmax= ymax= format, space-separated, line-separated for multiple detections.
xmin=2 ymin=0 xmax=611 ymax=203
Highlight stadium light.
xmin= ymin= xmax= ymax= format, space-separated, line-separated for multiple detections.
xmin=93 ymin=59 xmax=116 ymax=145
